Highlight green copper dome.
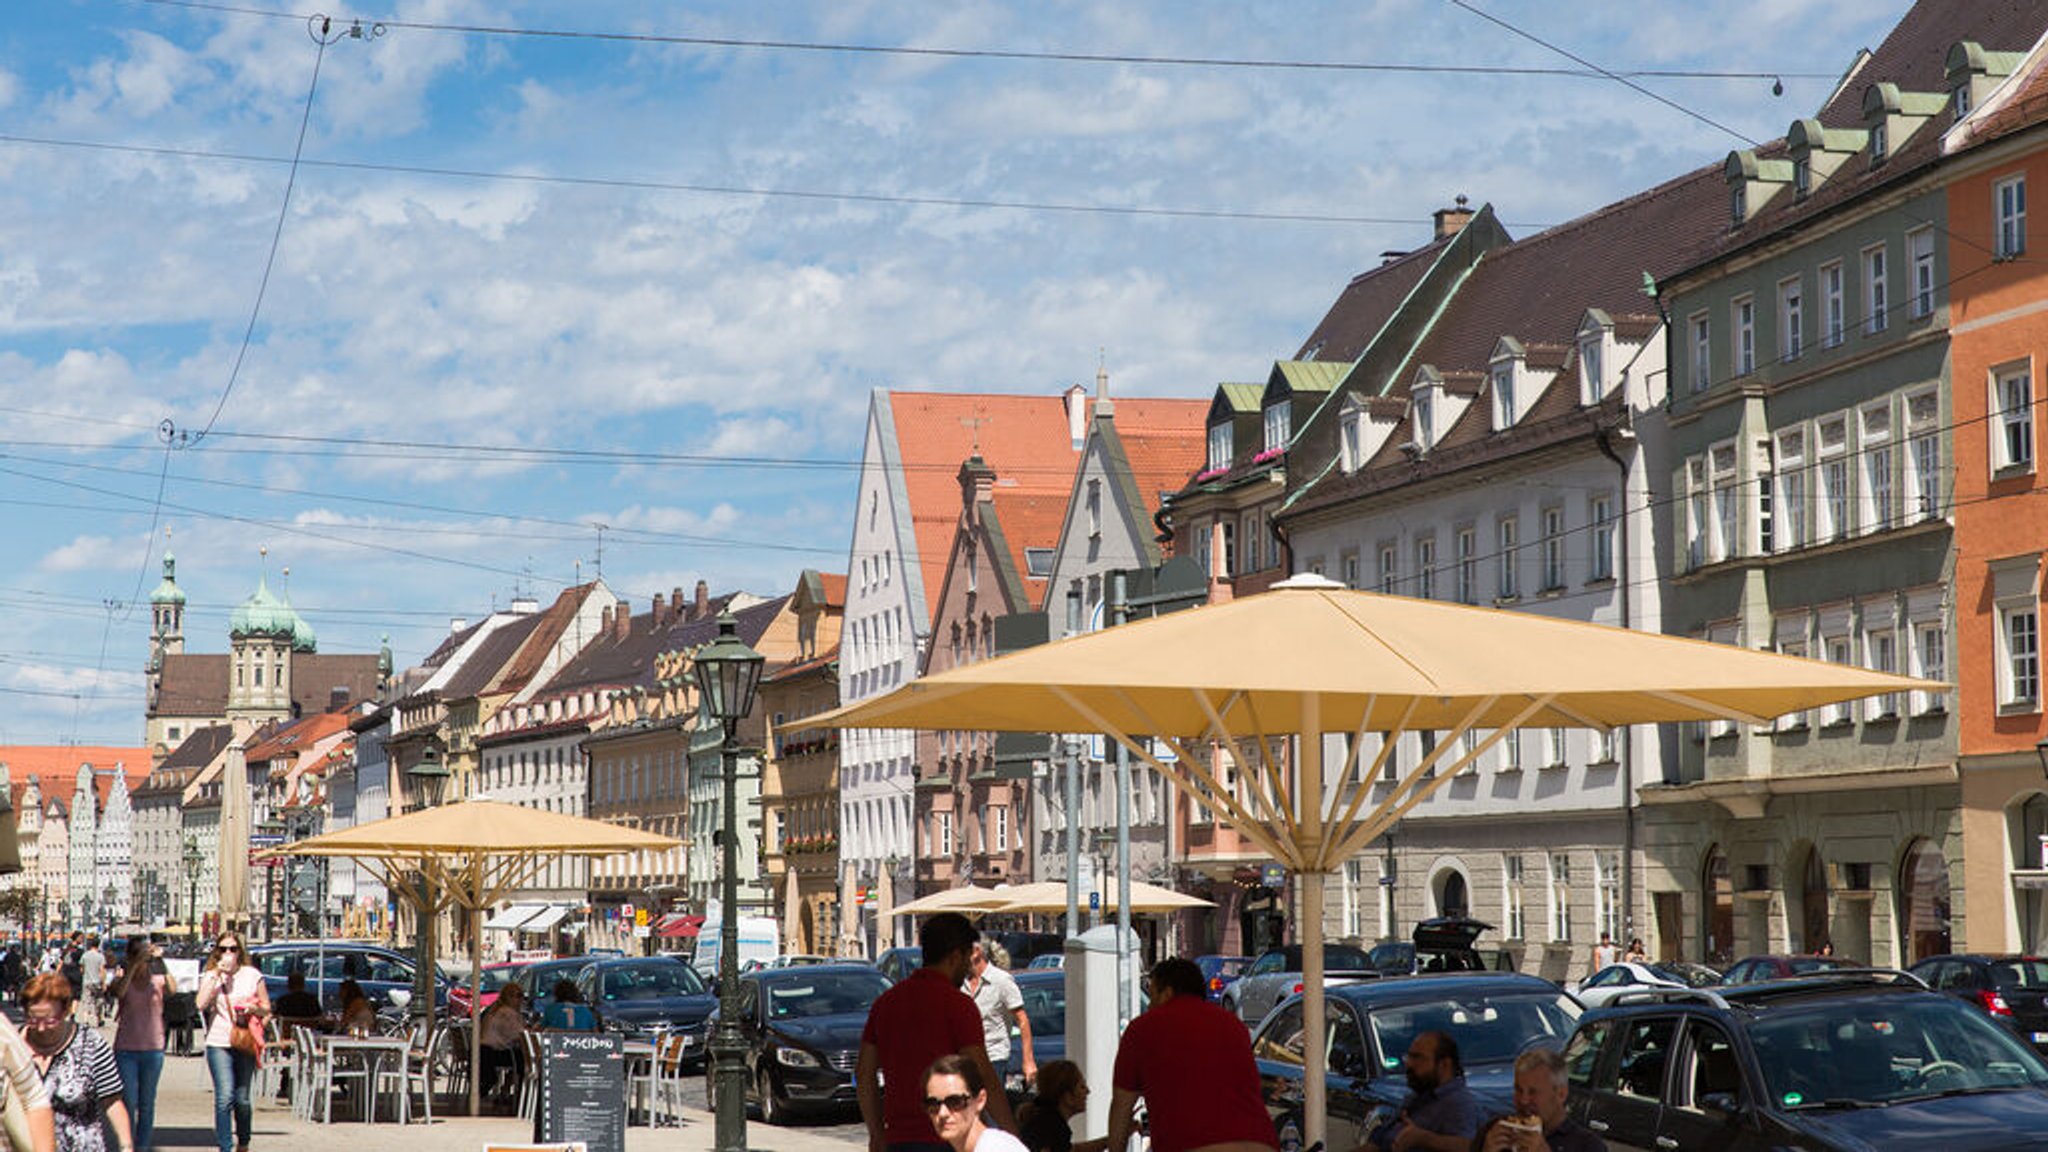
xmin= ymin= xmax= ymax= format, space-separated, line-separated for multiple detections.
xmin=149 ymin=552 xmax=185 ymax=606
xmin=288 ymin=598 xmax=317 ymax=653
xmin=229 ymin=574 xmax=297 ymax=640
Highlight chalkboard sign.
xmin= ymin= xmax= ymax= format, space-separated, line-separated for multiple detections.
xmin=533 ymin=1033 xmax=626 ymax=1152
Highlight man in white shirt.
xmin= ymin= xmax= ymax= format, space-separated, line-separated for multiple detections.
xmin=79 ymin=937 xmax=108 ymax=1024
xmin=964 ymin=942 xmax=1034 ymax=1091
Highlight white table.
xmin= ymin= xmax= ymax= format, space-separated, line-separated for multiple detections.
xmin=323 ymin=1035 xmax=413 ymax=1123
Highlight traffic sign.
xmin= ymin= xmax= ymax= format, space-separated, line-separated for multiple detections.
xmin=249 ymin=833 xmax=285 ymax=848
xmin=1088 ymin=892 xmax=1100 ymax=911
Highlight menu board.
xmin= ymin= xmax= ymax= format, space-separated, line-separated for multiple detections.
xmin=533 ymin=1033 xmax=625 ymax=1152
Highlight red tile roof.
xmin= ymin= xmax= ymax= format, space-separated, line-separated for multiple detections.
xmin=0 ymin=746 xmax=150 ymax=813
xmin=815 ymin=573 xmax=847 ymax=609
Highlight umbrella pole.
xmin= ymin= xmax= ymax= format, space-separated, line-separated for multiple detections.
xmin=1299 ymin=693 xmax=1328 ymax=1152
xmin=469 ymin=901 xmax=482 ymax=1118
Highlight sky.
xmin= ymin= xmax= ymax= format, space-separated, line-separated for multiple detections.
xmin=0 ymin=0 xmax=1913 ymax=746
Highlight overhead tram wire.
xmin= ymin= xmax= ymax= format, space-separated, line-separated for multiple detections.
xmin=137 ymin=0 xmax=1830 ymax=85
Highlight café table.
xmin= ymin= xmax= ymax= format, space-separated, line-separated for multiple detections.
xmin=322 ymin=1033 xmax=414 ymax=1123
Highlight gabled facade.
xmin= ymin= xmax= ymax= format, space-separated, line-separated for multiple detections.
xmin=760 ymin=570 xmax=847 ymax=955
xmin=1646 ymin=3 xmax=2048 ymax=967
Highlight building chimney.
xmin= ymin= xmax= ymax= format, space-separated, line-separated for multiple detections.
xmin=1433 ymin=194 xmax=1473 ymax=241
xmin=1094 ymin=363 xmax=1115 ymax=420
xmin=599 ymin=605 xmax=613 ymax=633
xmin=693 ymin=580 xmax=710 ymax=621
xmin=616 ymin=603 xmax=633 ymax=641
xmin=670 ymin=587 xmax=686 ymax=619
xmin=1065 ymin=383 xmax=1088 ymax=449
xmin=652 ymin=594 xmax=669 ymax=628
xmin=510 ymin=596 xmax=539 ymax=614
xmin=449 ymin=617 xmax=467 ymax=634
xmin=328 ymin=686 xmax=350 ymax=713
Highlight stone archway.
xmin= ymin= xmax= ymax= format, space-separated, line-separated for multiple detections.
xmin=1798 ymin=844 xmax=1829 ymax=954
xmin=1897 ymin=838 xmax=1951 ymax=964
xmin=1701 ymin=845 xmax=1734 ymax=966
xmin=1430 ymin=865 xmax=1470 ymax=920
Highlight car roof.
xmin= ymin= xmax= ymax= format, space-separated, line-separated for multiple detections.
xmin=751 ymin=963 xmax=885 ymax=981
xmin=1583 ymin=971 xmax=1933 ymax=1020
xmin=1327 ymin=972 xmax=1562 ymax=1006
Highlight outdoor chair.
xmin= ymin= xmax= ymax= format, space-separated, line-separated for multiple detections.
xmin=374 ymin=1026 xmax=435 ymax=1125
xmin=651 ymin=1032 xmax=691 ymax=1127
xmin=516 ymin=1030 xmax=544 ymax=1123
xmin=290 ymin=1025 xmax=333 ymax=1123
xmin=626 ymin=1026 xmax=663 ymax=1124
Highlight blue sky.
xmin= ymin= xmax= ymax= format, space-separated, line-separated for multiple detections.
xmin=0 ymin=0 xmax=1908 ymax=745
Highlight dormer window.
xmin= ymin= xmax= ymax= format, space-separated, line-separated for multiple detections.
xmin=1263 ymin=402 xmax=1291 ymax=453
xmin=1954 ymin=84 xmax=1972 ymax=118
xmin=1579 ymin=336 xmax=1604 ymax=405
xmin=1207 ymin=424 xmax=1233 ymax=471
xmin=1871 ymin=119 xmax=1888 ymax=163
xmin=1412 ymin=389 xmax=1434 ymax=451
xmin=1794 ymin=158 xmax=1811 ymax=199
xmin=1491 ymin=363 xmax=1517 ymax=428
xmin=1341 ymin=407 xmax=1364 ymax=473
xmin=1730 ymin=182 xmax=1747 ymax=226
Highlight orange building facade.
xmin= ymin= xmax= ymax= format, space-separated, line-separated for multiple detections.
xmin=1948 ymin=81 xmax=2048 ymax=953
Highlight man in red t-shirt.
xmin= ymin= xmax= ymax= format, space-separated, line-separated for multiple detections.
xmin=858 ymin=913 xmax=1017 ymax=1152
xmin=1108 ymin=957 xmax=1279 ymax=1152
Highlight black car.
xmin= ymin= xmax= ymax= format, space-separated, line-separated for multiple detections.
xmin=1366 ymin=917 xmax=1514 ymax=976
xmin=1909 ymin=954 xmax=2048 ymax=1055
xmin=1720 ymin=953 xmax=1859 ymax=984
xmin=509 ymin=956 xmax=596 ymax=1017
xmin=1564 ymin=970 xmax=2048 ymax=1151
xmin=575 ymin=956 xmax=718 ymax=1065
xmin=721 ymin=964 xmax=891 ymax=1124
xmin=1250 ymin=973 xmax=1581 ymax=1152
xmin=1197 ymin=954 xmax=1252 ymax=1002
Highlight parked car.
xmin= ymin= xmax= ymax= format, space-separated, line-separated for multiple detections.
xmin=1908 ymin=953 xmax=2048 ymax=1054
xmin=990 ymin=931 xmax=1064 ymax=969
xmin=249 ymin=941 xmax=449 ymax=1010
xmin=508 ymin=956 xmax=596 ymax=1018
xmin=873 ymin=947 xmax=921 ymax=984
xmin=1197 ymin=955 xmax=1252 ymax=1002
xmin=1571 ymin=961 xmax=1722 ymax=1009
xmin=446 ymin=961 xmax=525 ymax=1017
xmin=1251 ymin=973 xmax=1581 ymax=1152
xmin=1025 ymin=954 xmax=1064 ymax=971
xmin=1563 ymin=969 xmax=2048 ymax=1151
xmin=716 ymin=963 xmax=890 ymax=1124
xmin=1721 ymin=953 xmax=1860 ymax=984
xmin=1225 ymin=943 xmax=1379 ymax=1027
xmin=1365 ymin=917 xmax=1500 ymax=976
xmin=997 ymin=968 xmax=1148 ymax=1089
xmin=575 ymin=956 xmax=718 ymax=1067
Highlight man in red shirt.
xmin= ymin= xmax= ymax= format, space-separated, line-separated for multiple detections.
xmin=1108 ymin=957 xmax=1279 ymax=1152
xmin=858 ymin=913 xmax=1017 ymax=1152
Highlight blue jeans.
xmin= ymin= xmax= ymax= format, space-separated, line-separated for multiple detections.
xmin=116 ymin=1048 xmax=164 ymax=1152
xmin=205 ymin=1045 xmax=255 ymax=1152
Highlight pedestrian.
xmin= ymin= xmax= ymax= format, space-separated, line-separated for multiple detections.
xmin=1015 ymin=1060 xmax=1108 ymax=1152
xmin=1817 ymin=940 xmax=1836 ymax=958
xmin=109 ymin=938 xmax=170 ymax=1152
xmin=1364 ymin=1030 xmax=1481 ymax=1151
xmin=336 ymin=979 xmax=375 ymax=1036
xmin=195 ymin=932 xmax=270 ymax=1152
xmin=1105 ymin=957 xmax=1278 ymax=1152
xmin=1588 ymin=931 xmax=1620 ymax=976
xmin=80 ymin=936 xmax=107 ymax=1027
xmin=478 ymin=982 xmax=529 ymax=1107
xmin=858 ymin=912 xmax=1017 ymax=1152
xmin=1475 ymin=1047 xmax=1605 ymax=1152
xmin=1621 ymin=938 xmax=1647 ymax=964
xmin=924 ymin=1053 xmax=1028 ymax=1152
xmin=22 ymin=972 xmax=134 ymax=1152
xmin=963 ymin=941 xmax=1033 ymax=1093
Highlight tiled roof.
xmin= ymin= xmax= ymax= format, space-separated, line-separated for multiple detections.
xmin=540 ymin=593 xmax=788 ymax=698
xmin=494 ymin=582 xmax=604 ymax=695
xmin=1273 ymin=360 xmax=1348 ymax=396
xmin=421 ymin=619 xmax=486 ymax=668
xmin=437 ymin=613 xmax=546 ymax=699
xmin=815 ymin=573 xmax=847 ymax=608
xmin=764 ymin=649 xmax=839 ymax=684
xmin=152 ymin=652 xmax=381 ymax=718
xmin=1293 ymin=237 xmax=1455 ymax=365
xmin=0 ymin=746 xmax=150 ymax=814
xmin=1118 ymin=422 xmax=1209 ymax=516
xmin=986 ymin=485 xmax=1068 ymax=608
xmin=1949 ymin=34 xmax=2048 ymax=150
xmin=158 ymin=724 xmax=234 ymax=772
xmin=153 ymin=654 xmax=229 ymax=715
xmin=245 ymin=710 xmax=353 ymax=765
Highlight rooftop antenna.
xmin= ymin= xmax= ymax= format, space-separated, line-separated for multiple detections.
xmin=593 ymin=523 xmax=609 ymax=580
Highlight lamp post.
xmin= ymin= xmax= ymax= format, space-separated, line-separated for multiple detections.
xmin=692 ymin=612 xmax=765 ymax=1152
xmin=406 ymin=745 xmax=450 ymax=1023
xmin=182 ymin=837 xmax=202 ymax=943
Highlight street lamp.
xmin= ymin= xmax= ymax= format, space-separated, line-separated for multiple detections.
xmin=182 ymin=837 xmax=202 ymax=943
xmin=692 ymin=612 xmax=764 ymax=1152
xmin=405 ymin=745 xmax=450 ymax=1024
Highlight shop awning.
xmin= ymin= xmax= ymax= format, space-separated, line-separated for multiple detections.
xmin=484 ymin=902 xmax=545 ymax=931
xmin=521 ymin=905 xmax=572 ymax=933
xmin=658 ymin=913 xmax=705 ymax=939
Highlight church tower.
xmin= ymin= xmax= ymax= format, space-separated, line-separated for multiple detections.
xmin=227 ymin=551 xmax=304 ymax=722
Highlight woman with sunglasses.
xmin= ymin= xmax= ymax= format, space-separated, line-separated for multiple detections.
xmin=925 ymin=1053 xmax=1028 ymax=1152
xmin=21 ymin=972 xmax=131 ymax=1152
xmin=195 ymin=934 xmax=269 ymax=1152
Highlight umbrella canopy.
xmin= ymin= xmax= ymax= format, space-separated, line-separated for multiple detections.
xmin=217 ymin=740 xmax=251 ymax=925
xmin=268 ymin=799 xmax=678 ymax=1118
xmin=988 ymin=880 xmax=1212 ymax=915
xmin=890 ymin=884 xmax=1015 ymax=917
xmin=809 ymin=575 xmax=1938 ymax=1149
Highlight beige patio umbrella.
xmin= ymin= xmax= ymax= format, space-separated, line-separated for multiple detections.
xmin=217 ymin=738 xmax=252 ymax=928
xmin=806 ymin=574 xmax=1940 ymax=1150
xmin=265 ymin=799 xmax=679 ymax=1118
xmin=986 ymin=879 xmax=1213 ymax=915
xmin=890 ymin=884 xmax=1015 ymax=917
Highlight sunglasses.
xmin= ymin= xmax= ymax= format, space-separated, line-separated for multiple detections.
xmin=923 ymin=1093 xmax=975 ymax=1115
xmin=215 ymin=944 xmax=241 ymax=953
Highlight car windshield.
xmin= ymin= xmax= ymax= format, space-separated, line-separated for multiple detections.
xmin=478 ymin=967 xmax=517 ymax=993
xmin=1991 ymin=959 xmax=2048 ymax=988
xmin=1751 ymin=996 xmax=2048 ymax=1109
xmin=1366 ymin=993 xmax=1580 ymax=1071
xmin=601 ymin=963 xmax=706 ymax=1001
xmin=765 ymin=971 xmax=889 ymax=1019
xmin=1649 ymin=963 xmax=1722 ymax=988
xmin=1020 ymin=981 xmax=1065 ymax=1037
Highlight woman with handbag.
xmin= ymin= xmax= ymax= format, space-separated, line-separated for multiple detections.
xmin=194 ymin=934 xmax=269 ymax=1152
xmin=107 ymin=938 xmax=170 ymax=1152
xmin=21 ymin=972 xmax=131 ymax=1152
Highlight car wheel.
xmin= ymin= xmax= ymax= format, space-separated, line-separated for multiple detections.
xmin=756 ymin=1064 xmax=783 ymax=1125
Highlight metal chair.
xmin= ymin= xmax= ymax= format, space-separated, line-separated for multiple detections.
xmin=516 ymin=1030 xmax=544 ymax=1123
xmin=375 ymin=1023 xmax=436 ymax=1126
xmin=652 ymin=1032 xmax=691 ymax=1127
xmin=290 ymin=1025 xmax=330 ymax=1122
xmin=626 ymin=1028 xmax=664 ymax=1125
xmin=321 ymin=1035 xmax=373 ymax=1123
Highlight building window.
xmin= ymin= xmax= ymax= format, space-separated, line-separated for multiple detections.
xmin=992 ymin=806 xmax=1008 ymax=852
xmin=1685 ymin=457 xmax=1709 ymax=570
xmin=1778 ymin=277 xmax=1803 ymax=361
xmin=1497 ymin=516 xmax=1520 ymax=599
xmin=1911 ymin=618 xmax=1948 ymax=716
xmin=1455 ymin=527 xmax=1478 ymax=604
xmin=1492 ymin=364 xmax=1517 ymax=427
xmin=1821 ymin=261 xmax=1845 ymax=348
xmin=1690 ymin=312 xmax=1711 ymax=392
xmin=1341 ymin=553 xmax=1360 ymax=591
xmin=1503 ymin=854 xmax=1527 ymax=939
xmin=1086 ymin=480 xmax=1101 ymax=537
xmin=1871 ymin=118 xmax=1888 ymax=163
xmin=1995 ymin=364 xmax=2035 ymax=472
xmin=1549 ymin=853 xmax=1573 ymax=944
xmin=1955 ymin=84 xmax=1973 ymax=118
xmin=1909 ymin=228 xmax=1935 ymax=318
xmin=1710 ymin=442 xmax=1738 ymax=563
xmin=1580 ymin=333 xmax=1604 ymax=405
xmin=1730 ymin=182 xmax=1746 ymax=226
xmin=1540 ymin=507 xmax=1566 ymax=591
xmin=1997 ymin=175 xmax=2028 ymax=259
xmin=1864 ymin=244 xmax=1889 ymax=334
xmin=937 ymin=810 xmax=954 ymax=856
xmin=1823 ymin=633 xmax=1855 ymax=725
xmin=1546 ymin=727 xmax=1567 ymax=768
xmin=1596 ymin=851 xmax=1622 ymax=942
xmin=1500 ymin=729 xmax=1521 ymax=773
xmin=1732 ymin=295 xmax=1755 ymax=375
xmin=1589 ymin=495 xmax=1615 ymax=582
xmin=1378 ymin=545 xmax=1398 ymax=595
xmin=1793 ymin=157 xmax=1811 ymax=199
xmin=1905 ymin=389 xmax=1942 ymax=519
xmin=1340 ymin=410 xmax=1364 ymax=473
xmin=1264 ymin=403 xmax=1291 ymax=453
xmin=1207 ymin=424 xmax=1233 ymax=471
xmin=1415 ymin=536 xmax=1436 ymax=601
xmin=2004 ymin=605 xmax=2040 ymax=710
xmin=1817 ymin=417 xmax=1850 ymax=542
xmin=1413 ymin=389 xmax=1434 ymax=451
xmin=1861 ymin=403 xmax=1894 ymax=533
xmin=1776 ymin=429 xmax=1807 ymax=551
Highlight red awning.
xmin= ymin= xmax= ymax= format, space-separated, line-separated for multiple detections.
xmin=657 ymin=913 xmax=705 ymax=939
